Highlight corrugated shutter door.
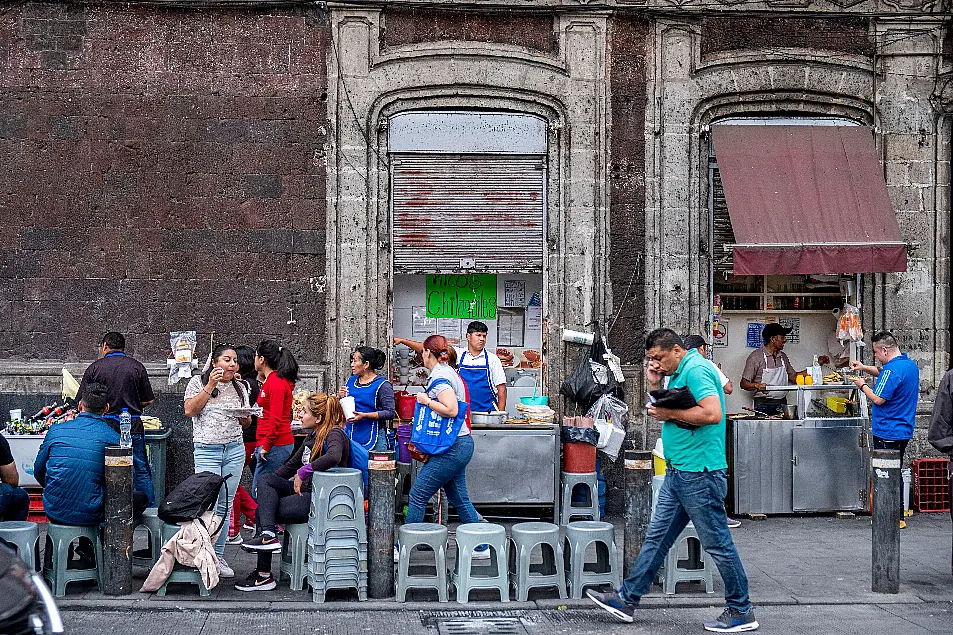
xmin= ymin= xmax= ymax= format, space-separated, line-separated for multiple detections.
xmin=711 ymin=166 xmax=736 ymax=278
xmin=391 ymin=154 xmax=545 ymax=273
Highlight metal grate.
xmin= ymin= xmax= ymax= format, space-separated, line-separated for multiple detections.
xmin=436 ymin=618 xmax=529 ymax=635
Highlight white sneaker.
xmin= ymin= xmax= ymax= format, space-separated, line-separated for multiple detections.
xmin=243 ymin=522 xmax=256 ymax=532
xmin=225 ymin=533 xmax=244 ymax=545
xmin=727 ymin=518 xmax=742 ymax=529
xmin=218 ymin=557 xmax=235 ymax=579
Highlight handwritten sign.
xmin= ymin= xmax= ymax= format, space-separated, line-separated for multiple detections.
xmin=426 ymin=274 xmax=497 ymax=320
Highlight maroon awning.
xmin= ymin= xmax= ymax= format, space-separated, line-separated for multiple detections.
xmin=711 ymin=125 xmax=907 ymax=275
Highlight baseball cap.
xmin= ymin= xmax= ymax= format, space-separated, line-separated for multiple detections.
xmin=683 ymin=335 xmax=706 ymax=350
xmin=762 ymin=323 xmax=793 ymax=341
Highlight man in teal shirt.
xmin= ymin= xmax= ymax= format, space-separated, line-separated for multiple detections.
xmin=588 ymin=329 xmax=758 ymax=633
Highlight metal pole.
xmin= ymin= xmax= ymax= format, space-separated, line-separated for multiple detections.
xmin=367 ymin=449 xmax=396 ymax=598
xmin=623 ymin=449 xmax=653 ymax=579
xmin=103 ymin=446 xmax=133 ymax=595
xmin=871 ymin=448 xmax=901 ymax=594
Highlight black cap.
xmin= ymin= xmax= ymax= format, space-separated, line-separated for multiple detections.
xmin=762 ymin=323 xmax=793 ymax=342
xmin=683 ymin=335 xmax=706 ymax=350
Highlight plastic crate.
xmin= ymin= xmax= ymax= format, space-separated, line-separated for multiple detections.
xmin=26 ymin=489 xmax=46 ymax=523
xmin=913 ymin=458 xmax=951 ymax=513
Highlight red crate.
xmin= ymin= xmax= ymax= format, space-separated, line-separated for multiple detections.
xmin=25 ymin=489 xmax=46 ymax=523
xmin=913 ymin=458 xmax=951 ymax=513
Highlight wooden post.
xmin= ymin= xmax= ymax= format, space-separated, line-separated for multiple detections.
xmin=367 ymin=449 xmax=396 ymax=598
xmin=103 ymin=446 xmax=133 ymax=596
xmin=623 ymin=449 xmax=653 ymax=579
xmin=871 ymin=449 xmax=901 ymax=594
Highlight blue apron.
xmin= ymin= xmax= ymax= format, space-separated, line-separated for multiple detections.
xmin=459 ymin=351 xmax=497 ymax=412
xmin=344 ymin=374 xmax=388 ymax=451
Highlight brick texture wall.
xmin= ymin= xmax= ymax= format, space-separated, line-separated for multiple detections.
xmin=0 ymin=3 xmax=330 ymax=363
xmin=382 ymin=7 xmax=557 ymax=54
xmin=700 ymin=16 xmax=873 ymax=59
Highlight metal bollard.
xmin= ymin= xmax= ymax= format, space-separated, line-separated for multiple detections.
xmin=871 ymin=449 xmax=901 ymax=594
xmin=103 ymin=446 xmax=133 ymax=596
xmin=367 ymin=449 xmax=396 ymax=598
xmin=623 ymin=449 xmax=653 ymax=579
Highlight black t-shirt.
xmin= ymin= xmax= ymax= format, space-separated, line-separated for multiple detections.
xmin=76 ymin=352 xmax=156 ymax=434
xmin=0 ymin=435 xmax=13 ymax=466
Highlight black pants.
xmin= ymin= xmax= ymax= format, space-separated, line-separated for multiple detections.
xmin=872 ymin=436 xmax=909 ymax=463
xmin=255 ymin=473 xmax=311 ymax=572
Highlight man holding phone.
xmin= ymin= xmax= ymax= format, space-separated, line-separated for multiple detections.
xmin=587 ymin=328 xmax=758 ymax=633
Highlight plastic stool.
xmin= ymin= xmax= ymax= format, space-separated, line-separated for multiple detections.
xmin=155 ymin=522 xmax=210 ymax=597
xmin=658 ymin=524 xmax=714 ymax=594
xmin=0 ymin=521 xmax=39 ymax=571
xmin=43 ymin=523 xmax=103 ymax=597
xmin=508 ymin=522 xmax=566 ymax=601
xmin=133 ymin=508 xmax=163 ymax=568
xmin=396 ymin=523 xmax=448 ymax=602
xmin=560 ymin=472 xmax=599 ymax=525
xmin=451 ymin=522 xmax=509 ymax=604
xmin=279 ymin=522 xmax=309 ymax=591
xmin=563 ymin=521 xmax=620 ymax=599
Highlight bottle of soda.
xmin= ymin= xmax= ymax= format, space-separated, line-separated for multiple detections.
xmin=31 ymin=403 xmax=56 ymax=420
xmin=119 ymin=409 xmax=133 ymax=449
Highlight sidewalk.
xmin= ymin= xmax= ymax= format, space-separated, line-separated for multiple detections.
xmin=54 ymin=512 xmax=952 ymax=611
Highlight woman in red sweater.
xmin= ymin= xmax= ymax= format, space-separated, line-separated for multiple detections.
xmin=252 ymin=340 xmax=299 ymax=498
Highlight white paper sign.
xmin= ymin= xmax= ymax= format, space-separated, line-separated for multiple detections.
xmin=504 ymin=280 xmax=526 ymax=307
xmin=526 ymin=306 xmax=542 ymax=331
xmin=412 ymin=306 xmax=436 ymax=338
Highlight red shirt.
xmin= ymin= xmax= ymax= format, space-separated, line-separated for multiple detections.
xmin=256 ymin=373 xmax=295 ymax=451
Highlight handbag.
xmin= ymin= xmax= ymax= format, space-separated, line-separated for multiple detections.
xmin=410 ymin=378 xmax=468 ymax=455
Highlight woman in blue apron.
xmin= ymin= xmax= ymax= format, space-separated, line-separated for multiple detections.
xmin=458 ymin=350 xmax=498 ymax=412
xmin=339 ymin=346 xmax=396 ymax=451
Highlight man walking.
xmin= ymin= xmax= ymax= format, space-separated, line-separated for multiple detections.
xmin=76 ymin=332 xmax=157 ymax=506
xmin=587 ymin=328 xmax=758 ymax=633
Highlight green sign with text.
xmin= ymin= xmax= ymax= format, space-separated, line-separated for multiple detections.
xmin=426 ymin=274 xmax=498 ymax=320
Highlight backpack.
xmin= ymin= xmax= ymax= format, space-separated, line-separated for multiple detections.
xmin=159 ymin=471 xmax=231 ymax=528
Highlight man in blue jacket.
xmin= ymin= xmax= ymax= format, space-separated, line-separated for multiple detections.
xmin=34 ymin=383 xmax=147 ymax=527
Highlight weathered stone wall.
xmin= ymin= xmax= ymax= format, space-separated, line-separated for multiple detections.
xmin=0 ymin=3 xmax=330 ymax=363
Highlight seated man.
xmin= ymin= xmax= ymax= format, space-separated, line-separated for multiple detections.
xmin=34 ymin=383 xmax=147 ymax=527
xmin=0 ymin=434 xmax=29 ymax=521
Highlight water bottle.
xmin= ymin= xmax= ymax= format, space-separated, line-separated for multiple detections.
xmin=119 ymin=408 xmax=132 ymax=449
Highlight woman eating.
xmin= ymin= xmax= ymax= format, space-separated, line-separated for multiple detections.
xmin=338 ymin=346 xmax=396 ymax=451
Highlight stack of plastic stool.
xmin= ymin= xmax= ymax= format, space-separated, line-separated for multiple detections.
xmin=43 ymin=523 xmax=103 ymax=597
xmin=308 ymin=468 xmax=367 ymax=602
xmin=132 ymin=508 xmax=163 ymax=568
xmin=279 ymin=522 xmax=310 ymax=591
xmin=396 ymin=523 xmax=449 ymax=602
xmin=563 ymin=521 xmax=620 ymax=599
xmin=650 ymin=474 xmax=714 ymax=595
xmin=0 ymin=521 xmax=39 ymax=571
xmin=155 ymin=522 xmax=210 ymax=596
xmin=451 ymin=522 xmax=509 ymax=604
xmin=508 ymin=522 xmax=566 ymax=601
xmin=560 ymin=472 xmax=599 ymax=525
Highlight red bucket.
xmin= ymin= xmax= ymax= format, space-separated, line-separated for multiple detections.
xmin=563 ymin=442 xmax=596 ymax=473
xmin=395 ymin=391 xmax=417 ymax=421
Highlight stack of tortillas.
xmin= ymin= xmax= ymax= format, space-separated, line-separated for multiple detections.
xmin=515 ymin=403 xmax=556 ymax=423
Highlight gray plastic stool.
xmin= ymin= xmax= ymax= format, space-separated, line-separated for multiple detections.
xmin=0 ymin=521 xmax=39 ymax=571
xmin=43 ymin=523 xmax=103 ymax=597
xmin=133 ymin=508 xmax=163 ymax=568
xmin=451 ymin=522 xmax=509 ymax=604
xmin=396 ymin=523 xmax=448 ymax=602
xmin=508 ymin=522 xmax=566 ymax=601
xmin=279 ymin=522 xmax=309 ymax=591
xmin=560 ymin=472 xmax=599 ymax=525
xmin=155 ymin=522 xmax=210 ymax=597
xmin=658 ymin=524 xmax=714 ymax=594
xmin=563 ymin=521 xmax=620 ymax=599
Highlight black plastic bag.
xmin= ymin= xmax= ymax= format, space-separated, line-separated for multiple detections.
xmin=559 ymin=327 xmax=618 ymax=409
xmin=648 ymin=386 xmax=698 ymax=410
xmin=159 ymin=471 xmax=230 ymax=524
xmin=560 ymin=426 xmax=600 ymax=446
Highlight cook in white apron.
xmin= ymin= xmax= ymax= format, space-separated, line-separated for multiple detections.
xmin=753 ymin=352 xmax=788 ymax=417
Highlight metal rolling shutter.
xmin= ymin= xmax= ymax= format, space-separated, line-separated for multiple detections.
xmin=711 ymin=166 xmax=736 ymax=279
xmin=391 ymin=154 xmax=545 ymax=274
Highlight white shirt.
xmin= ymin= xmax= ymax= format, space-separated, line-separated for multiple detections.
xmin=453 ymin=347 xmax=507 ymax=387
xmin=663 ymin=359 xmax=729 ymax=389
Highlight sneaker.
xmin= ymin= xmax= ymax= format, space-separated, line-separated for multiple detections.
xmin=225 ymin=533 xmax=244 ymax=545
xmin=243 ymin=522 xmax=256 ymax=532
xmin=242 ymin=531 xmax=281 ymax=552
xmin=218 ymin=557 xmax=235 ymax=579
xmin=727 ymin=518 xmax=742 ymax=529
xmin=235 ymin=571 xmax=277 ymax=592
xmin=703 ymin=607 xmax=759 ymax=632
xmin=471 ymin=545 xmax=491 ymax=560
xmin=586 ymin=589 xmax=636 ymax=623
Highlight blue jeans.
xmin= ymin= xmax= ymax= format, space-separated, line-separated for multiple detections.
xmin=132 ymin=434 xmax=155 ymax=507
xmin=252 ymin=443 xmax=294 ymax=500
xmin=406 ymin=435 xmax=480 ymax=525
xmin=0 ymin=483 xmax=29 ymax=521
xmin=620 ymin=467 xmax=751 ymax=613
xmin=193 ymin=440 xmax=246 ymax=556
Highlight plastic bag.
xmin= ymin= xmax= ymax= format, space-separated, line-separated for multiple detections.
xmin=559 ymin=327 xmax=618 ymax=409
xmin=837 ymin=304 xmax=863 ymax=342
xmin=560 ymin=426 xmax=599 ymax=446
xmin=588 ymin=395 xmax=627 ymax=460
xmin=168 ymin=331 xmax=196 ymax=385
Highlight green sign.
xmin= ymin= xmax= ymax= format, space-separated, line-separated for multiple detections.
xmin=426 ymin=274 xmax=497 ymax=320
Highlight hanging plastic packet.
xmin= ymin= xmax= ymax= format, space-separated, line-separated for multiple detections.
xmin=168 ymin=331 xmax=197 ymax=385
xmin=837 ymin=304 xmax=863 ymax=342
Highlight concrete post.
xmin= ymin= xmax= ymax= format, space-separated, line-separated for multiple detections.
xmin=103 ymin=446 xmax=133 ymax=596
xmin=623 ymin=449 xmax=653 ymax=579
xmin=367 ymin=449 xmax=396 ymax=598
xmin=871 ymin=449 xmax=901 ymax=594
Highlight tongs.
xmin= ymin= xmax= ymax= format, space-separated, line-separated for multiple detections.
xmin=742 ymin=407 xmax=780 ymax=420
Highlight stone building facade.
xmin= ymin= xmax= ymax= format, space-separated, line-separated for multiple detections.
xmin=0 ymin=0 xmax=948 ymax=511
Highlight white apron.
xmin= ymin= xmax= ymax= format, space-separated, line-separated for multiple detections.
xmin=760 ymin=351 xmax=788 ymax=400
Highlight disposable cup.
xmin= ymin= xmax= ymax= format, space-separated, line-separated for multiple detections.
xmin=562 ymin=329 xmax=595 ymax=345
xmin=9 ymin=409 xmax=21 ymax=421
xmin=340 ymin=396 xmax=356 ymax=420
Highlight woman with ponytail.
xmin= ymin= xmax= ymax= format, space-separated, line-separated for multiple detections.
xmin=338 ymin=346 xmax=396 ymax=451
xmin=252 ymin=340 xmax=299 ymax=498
xmin=236 ymin=392 xmax=350 ymax=591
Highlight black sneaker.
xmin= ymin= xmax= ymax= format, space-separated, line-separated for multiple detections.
xmin=241 ymin=531 xmax=281 ymax=552
xmin=586 ymin=589 xmax=636 ymax=623
xmin=703 ymin=607 xmax=759 ymax=632
xmin=235 ymin=571 xmax=277 ymax=592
